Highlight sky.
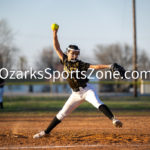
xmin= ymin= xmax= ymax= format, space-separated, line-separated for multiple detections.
xmin=0 ymin=0 xmax=150 ymax=66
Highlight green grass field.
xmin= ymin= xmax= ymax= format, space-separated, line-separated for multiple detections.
xmin=0 ymin=95 xmax=150 ymax=116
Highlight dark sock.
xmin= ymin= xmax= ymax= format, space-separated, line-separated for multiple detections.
xmin=99 ymin=104 xmax=114 ymax=120
xmin=45 ymin=116 xmax=61 ymax=134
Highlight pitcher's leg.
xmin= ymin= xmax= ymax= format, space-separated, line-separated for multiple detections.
xmin=98 ymin=103 xmax=122 ymax=128
xmin=99 ymin=104 xmax=114 ymax=120
xmin=46 ymin=93 xmax=83 ymax=134
xmin=56 ymin=93 xmax=84 ymax=120
xmin=33 ymin=93 xmax=84 ymax=138
xmin=84 ymin=85 xmax=122 ymax=128
xmin=44 ymin=116 xmax=61 ymax=134
xmin=84 ymin=86 xmax=104 ymax=109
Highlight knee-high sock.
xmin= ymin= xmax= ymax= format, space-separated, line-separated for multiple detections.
xmin=99 ymin=104 xmax=114 ymax=120
xmin=45 ymin=116 xmax=61 ymax=134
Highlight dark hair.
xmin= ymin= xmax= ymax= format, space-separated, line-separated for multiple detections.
xmin=68 ymin=45 xmax=79 ymax=50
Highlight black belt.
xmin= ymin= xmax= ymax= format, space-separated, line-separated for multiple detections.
xmin=72 ymin=84 xmax=87 ymax=92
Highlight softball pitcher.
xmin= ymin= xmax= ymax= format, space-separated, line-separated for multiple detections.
xmin=33 ymin=24 xmax=125 ymax=139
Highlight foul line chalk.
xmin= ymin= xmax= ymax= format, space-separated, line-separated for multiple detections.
xmin=0 ymin=144 xmax=150 ymax=149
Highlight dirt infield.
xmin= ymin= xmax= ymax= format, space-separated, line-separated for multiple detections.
xmin=0 ymin=116 xmax=150 ymax=150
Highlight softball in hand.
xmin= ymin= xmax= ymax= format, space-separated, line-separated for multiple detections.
xmin=51 ymin=23 xmax=59 ymax=30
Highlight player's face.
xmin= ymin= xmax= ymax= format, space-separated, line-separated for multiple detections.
xmin=67 ymin=50 xmax=80 ymax=61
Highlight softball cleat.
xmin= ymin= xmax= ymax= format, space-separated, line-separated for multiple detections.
xmin=33 ymin=131 xmax=47 ymax=139
xmin=112 ymin=118 xmax=123 ymax=128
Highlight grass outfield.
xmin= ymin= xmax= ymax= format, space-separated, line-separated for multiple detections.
xmin=0 ymin=95 xmax=150 ymax=116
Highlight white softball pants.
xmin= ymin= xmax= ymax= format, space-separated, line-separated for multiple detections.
xmin=56 ymin=84 xmax=104 ymax=120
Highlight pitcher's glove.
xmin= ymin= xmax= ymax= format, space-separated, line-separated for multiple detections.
xmin=110 ymin=63 xmax=126 ymax=79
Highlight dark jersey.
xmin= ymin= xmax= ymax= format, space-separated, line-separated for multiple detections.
xmin=60 ymin=54 xmax=90 ymax=90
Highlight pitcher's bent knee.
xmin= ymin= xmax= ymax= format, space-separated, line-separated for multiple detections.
xmin=56 ymin=110 xmax=68 ymax=121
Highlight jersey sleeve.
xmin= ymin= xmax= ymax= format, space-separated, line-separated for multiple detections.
xmin=79 ymin=60 xmax=90 ymax=71
xmin=60 ymin=53 xmax=67 ymax=65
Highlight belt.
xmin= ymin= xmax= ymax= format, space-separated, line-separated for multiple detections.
xmin=73 ymin=84 xmax=87 ymax=92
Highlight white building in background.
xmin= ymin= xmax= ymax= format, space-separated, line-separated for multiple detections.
xmin=140 ymin=80 xmax=150 ymax=94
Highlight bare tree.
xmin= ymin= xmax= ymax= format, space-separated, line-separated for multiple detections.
xmin=0 ymin=19 xmax=18 ymax=70
xmin=35 ymin=46 xmax=60 ymax=71
xmin=17 ymin=56 xmax=28 ymax=71
xmin=94 ymin=43 xmax=134 ymax=92
xmin=138 ymin=50 xmax=150 ymax=70
xmin=94 ymin=43 xmax=150 ymax=71
xmin=94 ymin=43 xmax=132 ymax=69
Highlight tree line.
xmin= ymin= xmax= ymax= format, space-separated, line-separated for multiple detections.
xmin=0 ymin=19 xmax=150 ymax=76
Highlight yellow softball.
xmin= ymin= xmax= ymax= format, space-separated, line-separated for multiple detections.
xmin=51 ymin=23 xmax=59 ymax=30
